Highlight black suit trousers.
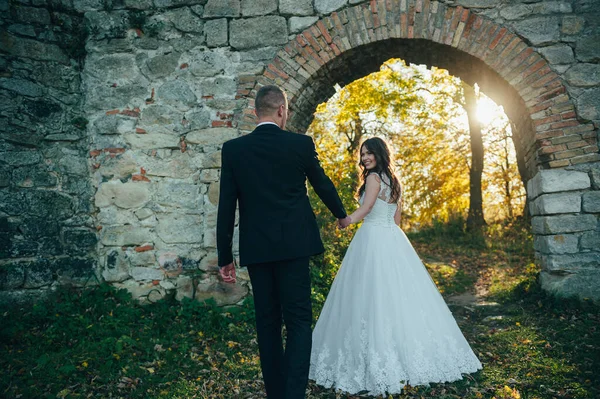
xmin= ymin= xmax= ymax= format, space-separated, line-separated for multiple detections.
xmin=247 ymin=257 xmax=312 ymax=399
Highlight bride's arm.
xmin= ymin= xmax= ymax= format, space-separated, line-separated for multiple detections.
xmin=348 ymin=174 xmax=380 ymax=224
xmin=394 ymin=197 xmax=402 ymax=226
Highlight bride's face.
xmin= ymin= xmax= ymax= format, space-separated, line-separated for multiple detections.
xmin=360 ymin=146 xmax=377 ymax=170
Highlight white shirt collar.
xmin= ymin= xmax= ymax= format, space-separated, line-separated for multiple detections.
xmin=257 ymin=122 xmax=279 ymax=127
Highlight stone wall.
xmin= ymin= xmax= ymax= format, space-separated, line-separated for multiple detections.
xmin=1 ymin=0 xmax=599 ymax=303
xmin=529 ymin=165 xmax=600 ymax=300
xmin=0 ymin=0 xmax=97 ymax=302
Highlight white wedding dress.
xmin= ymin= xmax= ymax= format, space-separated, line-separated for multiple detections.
xmin=309 ymin=175 xmax=482 ymax=396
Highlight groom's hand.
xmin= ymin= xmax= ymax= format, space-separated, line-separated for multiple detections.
xmin=337 ymin=216 xmax=352 ymax=229
xmin=218 ymin=263 xmax=236 ymax=284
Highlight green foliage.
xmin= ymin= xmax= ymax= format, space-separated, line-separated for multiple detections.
xmin=308 ymin=59 xmax=525 ymax=229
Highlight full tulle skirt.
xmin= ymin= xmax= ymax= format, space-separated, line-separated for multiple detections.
xmin=309 ymin=224 xmax=482 ymax=396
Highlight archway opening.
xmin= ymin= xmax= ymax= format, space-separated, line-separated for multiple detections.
xmin=305 ymin=57 xmax=532 ymax=310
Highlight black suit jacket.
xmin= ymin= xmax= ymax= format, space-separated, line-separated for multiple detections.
xmin=216 ymin=124 xmax=347 ymax=267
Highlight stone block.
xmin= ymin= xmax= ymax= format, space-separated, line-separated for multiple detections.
xmin=241 ymin=0 xmax=277 ymax=16
xmin=592 ymin=167 xmax=600 ymax=190
xmin=92 ymin=113 xmax=137 ymax=135
xmin=155 ymin=181 xmax=202 ymax=209
xmin=156 ymin=213 xmax=203 ymax=244
xmin=527 ymin=169 xmax=590 ymax=200
xmin=124 ymin=133 xmax=180 ymax=150
xmin=73 ymin=0 xmax=104 ymax=12
xmin=532 ymin=214 xmax=597 ymax=234
xmin=15 ymin=6 xmax=51 ymax=25
xmin=130 ymin=266 xmax=164 ymax=281
xmin=188 ymin=51 xmax=229 ymax=77
xmin=0 ymin=78 xmax=43 ymax=97
xmin=230 ymin=16 xmax=287 ymax=50
xmin=576 ymin=88 xmax=600 ymax=121
xmin=0 ymin=262 xmax=25 ymax=289
xmin=166 ymin=7 xmax=204 ymax=33
xmin=12 ymin=166 xmax=57 ymax=187
xmin=582 ymin=191 xmax=600 ymax=213
xmin=53 ymin=257 xmax=97 ymax=287
xmin=145 ymin=53 xmax=181 ymax=79
xmin=561 ymin=15 xmax=585 ymax=35
xmin=512 ymin=17 xmax=559 ymax=46
xmin=95 ymin=180 xmax=150 ymax=209
xmin=454 ymin=0 xmax=496 ymax=7
xmin=200 ymin=169 xmax=219 ymax=183
xmin=565 ymin=64 xmax=600 ymax=88
xmin=157 ymin=80 xmax=198 ymax=109
xmin=23 ymin=259 xmax=53 ymax=288
xmin=8 ymin=24 xmax=37 ymax=37
xmin=0 ymin=168 xmax=10 ymax=187
xmin=540 ymin=252 xmax=600 ymax=272
xmin=315 ymin=0 xmax=347 ymax=14
xmin=201 ymin=76 xmax=237 ymax=97
xmin=540 ymin=270 xmax=600 ymax=301
xmin=85 ymin=53 xmax=140 ymax=83
xmin=289 ymin=16 xmax=319 ymax=33
xmin=204 ymin=0 xmax=240 ymax=17
xmin=538 ymin=44 xmax=574 ymax=65
xmin=26 ymin=190 xmax=74 ymax=220
xmin=153 ymin=0 xmax=203 ymax=8
xmin=184 ymin=108 xmax=212 ymax=130
xmin=63 ymin=228 xmax=98 ymax=255
xmin=58 ymin=155 xmax=89 ymax=176
xmin=0 ymin=191 xmax=26 ymax=216
xmin=101 ymin=225 xmax=150 ymax=246
xmin=575 ymin=35 xmax=600 ymax=63
xmin=499 ymin=4 xmax=532 ymax=20
xmin=205 ymin=18 xmax=228 ymax=47
xmin=0 ymin=32 xmax=69 ymax=64
xmin=186 ymin=127 xmax=238 ymax=146
xmin=102 ymin=249 xmax=130 ymax=282
xmin=280 ymin=0 xmax=313 ymax=15
xmin=581 ymin=230 xmax=600 ymax=250
xmin=534 ymin=234 xmax=579 ymax=254
xmin=195 ymin=279 xmax=248 ymax=306
xmin=0 ymin=151 xmax=41 ymax=167
xmin=530 ymin=192 xmax=581 ymax=215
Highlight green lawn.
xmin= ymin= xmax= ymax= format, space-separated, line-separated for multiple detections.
xmin=2 ymin=223 xmax=599 ymax=398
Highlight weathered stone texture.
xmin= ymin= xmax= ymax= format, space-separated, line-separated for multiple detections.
xmin=230 ymin=16 xmax=288 ymax=49
xmin=532 ymin=214 xmax=597 ymax=235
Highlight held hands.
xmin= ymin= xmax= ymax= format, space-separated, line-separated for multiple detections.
xmin=337 ymin=216 xmax=352 ymax=229
xmin=218 ymin=263 xmax=237 ymax=284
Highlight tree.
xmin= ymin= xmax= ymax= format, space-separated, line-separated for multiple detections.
xmin=462 ymin=82 xmax=486 ymax=232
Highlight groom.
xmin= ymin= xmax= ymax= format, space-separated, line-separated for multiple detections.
xmin=216 ymin=84 xmax=350 ymax=398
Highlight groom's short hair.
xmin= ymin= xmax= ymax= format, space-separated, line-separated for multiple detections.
xmin=255 ymin=85 xmax=287 ymax=117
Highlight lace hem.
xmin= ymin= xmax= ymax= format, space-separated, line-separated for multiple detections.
xmin=309 ymin=319 xmax=482 ymax=396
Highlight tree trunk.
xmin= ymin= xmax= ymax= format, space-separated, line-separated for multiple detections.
xmin=509 ymin=121 xmax=531 ymax=221
xmin=462 ymin=82 xmax=486 ymax=232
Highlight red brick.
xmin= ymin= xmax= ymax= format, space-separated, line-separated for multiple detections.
xmin=550 ymin=120 xmax=579 ymax=129
xmin=534 ymin=114 xmax=561 ymax=127
xmin=132 ymin=174 xmax=151 ymax=182
xmin=135 ymin=245 xmax=154 ymax=252
xmin=212 ymin=120 xmax=233 ymax=127
xmin=89 ymin=150 xmax=101 ymax=157
xmin=136 ymin=128 xmax=147 ymax=134
xmin=106 ymin=109 xmax=120 ymax=115
xmin=489 ymin=27 xmax=507 ymax=50
xmin=104 ymin=148 xmax=126 ymax=154
xmin=317 ymin=21 xmax=333 ymax=43
xmin=537 ymin=144 xmax=567 ymax=155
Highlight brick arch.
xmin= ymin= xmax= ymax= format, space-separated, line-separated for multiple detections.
xmin=236 ymin=0 xmax=597 ymax=179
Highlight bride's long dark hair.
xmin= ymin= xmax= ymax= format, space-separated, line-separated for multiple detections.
xmin=357 ymin=137 xmax=402 ymax=203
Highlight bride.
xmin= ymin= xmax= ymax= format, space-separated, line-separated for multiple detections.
xmin=309 ymin=137 xmax=482 ymax=396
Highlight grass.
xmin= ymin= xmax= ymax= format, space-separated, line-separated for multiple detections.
xmin=1 ymin=221 xmax=599 ymax=398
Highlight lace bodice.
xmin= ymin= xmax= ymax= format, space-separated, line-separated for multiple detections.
xmin=360 ymin=173 xmax=398 ymax=227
